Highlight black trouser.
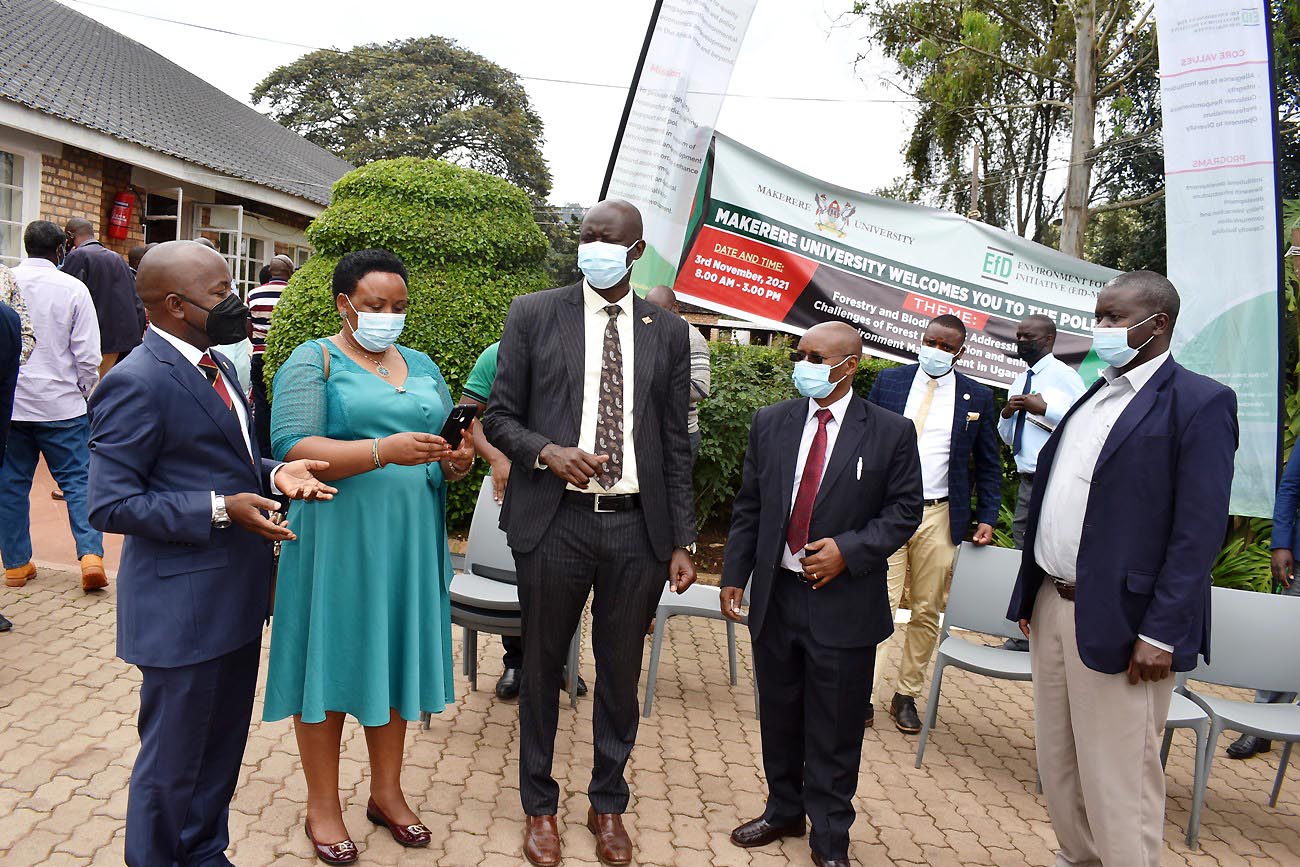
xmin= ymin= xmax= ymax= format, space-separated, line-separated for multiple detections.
xmin=513 ymin=499 xmax=666 ymax=815
xmin=250 ymin=354 xmax=272 ymax=459
xmin=754 ymin=571 xmax=875 ymax=862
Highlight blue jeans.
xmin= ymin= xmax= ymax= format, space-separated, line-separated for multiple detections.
xmin=0 ymin=416 xmax=103 ymax=568
xmin=1256 ymin=578 xmax=1300 ymax=704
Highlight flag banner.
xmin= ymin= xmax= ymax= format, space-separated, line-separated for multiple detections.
xmin=602 ymin=0 xmax=758 ymax=295
xmin=673 ymin=133 xmax=1120 ymax=387
xmin=1155 ymin=0 xmax=1282 ymax=517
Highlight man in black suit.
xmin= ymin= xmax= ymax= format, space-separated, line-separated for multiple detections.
xmin=483 ymin=199 xmax=697 ymax=867
xmin=63 ymin=217 xmax=147 ymax=376
xmin=721 ymin=322 xmax=923 ymax=867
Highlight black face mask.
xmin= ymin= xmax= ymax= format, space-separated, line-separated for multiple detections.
xmin=177 ymin=292 xmax=251 ymax=345
xmin=1015 ymin=339 xmax=1046 ymax=364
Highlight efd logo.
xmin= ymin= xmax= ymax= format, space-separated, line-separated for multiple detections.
xmin=981 ymin=246 xmax=1015 ymax=285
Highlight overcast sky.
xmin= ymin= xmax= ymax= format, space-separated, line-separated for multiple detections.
xmin=63 ymin=0 xmax=914 ymax=205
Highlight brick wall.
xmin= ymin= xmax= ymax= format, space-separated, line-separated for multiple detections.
xmin=39 ymin=146 xmax=103 ymax=233
xmin=99 ymin=157 xmax=145 ymax=257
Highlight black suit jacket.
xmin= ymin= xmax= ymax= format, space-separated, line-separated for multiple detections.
xmin=62 ymin=240 xmax=146 ymax=354
xmin=721 ymin=394 xmax=924 ymax=649
xmin=483 ymin=282 xmax=696 ymax=559
xmin=0 ymin=301 xmax=20 ymax=465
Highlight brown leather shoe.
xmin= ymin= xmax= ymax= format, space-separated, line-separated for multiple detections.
xmin=813 ymin=851 xmax=851 ymax=867
xmin=523 ymin=815 xmax=561 ymax=867
xmin=304 ymin=819 xmax=358 ymax=864
xmin=80 ymin=555 xmax=108 ymax=592
xmin=365 ymin=797 xmax=431 ymax=847
xmin=586 ymin=808 xmax=632 ymax=866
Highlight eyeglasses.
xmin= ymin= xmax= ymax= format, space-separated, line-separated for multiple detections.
xmin=789 ymin=351 xmax=853 ymax=365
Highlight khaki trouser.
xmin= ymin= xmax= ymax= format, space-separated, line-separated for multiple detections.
xmin=875 ymin=501 xmax=959 ymax=700
xmin=1031 ymin=580 xmax=1173 ymax=867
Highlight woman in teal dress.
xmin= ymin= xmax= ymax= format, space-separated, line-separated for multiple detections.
xmin=264 ymin=249 xmax=475 ymax=864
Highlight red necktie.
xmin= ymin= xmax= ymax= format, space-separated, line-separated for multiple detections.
xmin=787 ymin=408 xmax=833 ymax=556
xmin=198 ymin=352 xmax=234 ymax=411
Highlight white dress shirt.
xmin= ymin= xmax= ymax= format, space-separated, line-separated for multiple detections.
xmin=1034 ymin=350 xmax=1173 ymax=652
xmin=903 ymin=367 xmax=956 ymax=499
xmin=781 ymin=390 xmax=853 ymax=571
xmin=570 ymin=280 xmax=638 ymax=494
xmin=10 ymin=258 xmax=101 ymax=422
xmin=152 ymin=326 xmax=254 ymax=460
xmin=996 ymin=353 xmax=1087 ymax=474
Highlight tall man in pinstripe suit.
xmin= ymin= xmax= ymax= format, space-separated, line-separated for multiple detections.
xmin=484 ymin=199 xmax=697 ymax=867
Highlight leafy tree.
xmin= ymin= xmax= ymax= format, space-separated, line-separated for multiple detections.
xmin=536 ymin=203 xmax=584 ymax=287
xmin=1274 ymin=1 xmax=1300 ymax=199
xmin=854 ymin=1 xmax=1160 ymax=256
xmin=252 ymin=36 xmax=552 ymax=202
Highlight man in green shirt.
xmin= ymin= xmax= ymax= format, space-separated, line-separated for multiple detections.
xmin=461 ymin=341 xmax=587 ymax=701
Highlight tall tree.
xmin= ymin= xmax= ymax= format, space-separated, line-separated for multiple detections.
xmin=1273 ymin=0 xmax=1300 ymax=200
xmin=253 ymin=36 xmax=552 ymax=201
xmin=854 ymin=0 xmax=1160 ymax=257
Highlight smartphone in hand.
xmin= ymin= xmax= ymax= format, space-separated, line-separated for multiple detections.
xmin=439 ymin=404 xmax=478 ymax=447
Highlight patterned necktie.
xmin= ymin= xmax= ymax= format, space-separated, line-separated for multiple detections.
xmin=594 ymin=304 xmax=624 ymax=488
xmin=912 ymin=377 xmax=938 ymax=435
xmin=787 ymin=408 xmax=833 ymax=556
xmin=1012 ymin=369 xmax=1035 ymax=455
xmin=198 ymin=352 xmax=234 ymax=411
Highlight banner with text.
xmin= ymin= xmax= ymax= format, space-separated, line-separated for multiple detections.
xmin=603 ymin=0 xmax=758 ymax=295
xmin=1156 ymin=0 xmax=1281 ymax=517
xmin=673 ymin=133 xmax=1120 ymax=387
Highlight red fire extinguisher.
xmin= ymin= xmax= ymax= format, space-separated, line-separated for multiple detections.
xmin=107 ymin=190 xmax=135 ymax=240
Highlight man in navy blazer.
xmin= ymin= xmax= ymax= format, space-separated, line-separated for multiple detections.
xmin=88 ymin=241 xmax=334 ymax=867
xmin=1006 ymin=271 xmax=1237 ymax=866
xmin=721 ymin=322 xmax=922 ymax=867
xmin=865 ymin=314 xmax=1002 ymax=733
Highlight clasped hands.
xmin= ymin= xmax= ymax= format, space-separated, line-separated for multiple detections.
xmin=720 ymin=537 xmax=847 ymax=622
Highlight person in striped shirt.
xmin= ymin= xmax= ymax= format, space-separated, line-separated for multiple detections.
xmin=646 ymin=285 xmax=710 ymax=460
xmin=249 ymin=255 xmax=294 ymax=458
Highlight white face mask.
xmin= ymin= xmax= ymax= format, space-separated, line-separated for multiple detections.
xmin=344 ymin=296 xmax=405 ymax=352
xmin=917 ymin=344 xmax=956 ymax=377
xmin=1092 ymin=313 xmax=1157 ymax=367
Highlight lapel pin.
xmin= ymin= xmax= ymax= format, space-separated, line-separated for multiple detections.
xmin=963 ymin=393 xmax=970 ymax=400
xmin=642 ymin=315 xmax=653 ymax=324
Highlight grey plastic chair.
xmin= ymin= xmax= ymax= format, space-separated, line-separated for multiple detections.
xmin=421 ymin=478 xmax=581 ymax=730
xmin=915 ymin=543 xmax=1032 ymax=768
xmin=642 ymin=582 xmax=758 ymax=720
xmin=1182 ymin=586 xmax=1300 ymax=824
xmin=1163 ymin=683 xmax=1211 ymax=848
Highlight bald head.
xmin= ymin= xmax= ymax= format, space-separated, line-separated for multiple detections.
xmin=1104 ymin=270 xmax=1181 ymax=326
xmin=193 ymin=236 xmax=218 ymax=250
xmin=804 ymin=321 xmax=862 ymax=356
xmin=796 ymin=321 xmax=862 ymax=403
xmin=646 ymin=284 xmax=677 ymax=312
xmin=268 ymin=254 xmax=295 ymax=281
xmin=137 ymin=241 xmax=238 ymax=350
xmin=577 ymin=199 xmax=645 ymax=294
xmin=65 ymin=218 xmax=94 ymax=245
xmin=582 ymin=199 xmax=644 ymax=239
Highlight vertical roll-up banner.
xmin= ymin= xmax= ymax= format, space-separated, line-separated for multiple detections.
xmin=1155 ymin=0 xmax=1284 ymax=517
xmin=600 ymin=0 xmax=758 ymax=294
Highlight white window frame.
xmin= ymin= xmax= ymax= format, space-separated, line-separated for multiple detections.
xmin=0 ymin=140 xmax=41 ymax=267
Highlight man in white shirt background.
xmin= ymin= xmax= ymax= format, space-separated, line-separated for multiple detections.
xmin=1006 ymin=270 xmax=1237 ymax=867
xmin=997 ymin=314 xmax=1086 ymax=650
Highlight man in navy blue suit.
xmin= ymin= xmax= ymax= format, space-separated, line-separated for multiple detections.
xmin=88 ymin=241 xmax=336 ymax=867
xmin=866 ymin=314 xmax=1002 ymax=732
xmin=1007 ymin=271 xmax=1237 ymax=866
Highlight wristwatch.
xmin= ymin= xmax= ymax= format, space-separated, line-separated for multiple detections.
xmin=212 ymin=494 xmax=232 ymax=529
xmin=679 ymin=543 xmax=698 ymax=556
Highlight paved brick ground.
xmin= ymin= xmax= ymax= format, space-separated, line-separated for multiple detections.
xmin=0 ymin=570 xmax=1296 ymax=865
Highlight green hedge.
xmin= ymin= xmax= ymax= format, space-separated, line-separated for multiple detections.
xmin=263 ymin=157 xmax=551 ymax=526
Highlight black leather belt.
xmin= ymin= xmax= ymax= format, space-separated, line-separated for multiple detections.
xmin=1047 ymin=576 xmax=1075 ymax=601
xmin=923 ymin=496 xmax=950 ymax=507
xmin=778 ymin=567 xmax=814 ymax=585
xmin=562 ymin=491 xmax=641 ymax=513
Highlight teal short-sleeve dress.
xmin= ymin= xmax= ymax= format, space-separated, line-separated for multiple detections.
xmin=263 ymin=339 xmax=455 ymax=726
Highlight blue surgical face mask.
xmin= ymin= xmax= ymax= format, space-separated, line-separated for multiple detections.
xmin=345 ymin=296 xmax=405 ymax=352
xmin=917 ymin=344 xmax=957 ymax=378
xmin=1092 ymin=314 xmax=1157 ymax=367
xmin=577 ymin=240 xmax=638 ymax=290
xmin=792 ymin=358 xmax=852 ymax=399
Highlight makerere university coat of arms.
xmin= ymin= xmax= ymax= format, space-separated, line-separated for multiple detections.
xmin=814 ymin=193 xmax=856 ymax=237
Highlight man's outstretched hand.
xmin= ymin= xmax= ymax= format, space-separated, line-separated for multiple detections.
xmin=274 ymin=460 xmax=338 ymax=501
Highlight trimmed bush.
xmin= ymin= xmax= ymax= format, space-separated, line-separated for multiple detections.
xmin=263 ymin=157 xmax=550 ymax=527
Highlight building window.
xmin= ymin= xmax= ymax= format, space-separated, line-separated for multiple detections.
xmin=0 ymin=151 xmax=24 ymax=267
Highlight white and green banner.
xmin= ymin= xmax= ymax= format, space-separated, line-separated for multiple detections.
xmin=1156 ymin=0 xmax=1283 ymax=517
xmin=673 ymin=133 xmax=1120 ymax=387
xmin=602 ymin=0 xmax=758 ymax=294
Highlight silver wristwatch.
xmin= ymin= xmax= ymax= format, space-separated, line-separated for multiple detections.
xmin=212 ymin=494 xmax=232 ymax=529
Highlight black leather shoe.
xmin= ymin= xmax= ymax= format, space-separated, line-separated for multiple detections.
xmin=0 ymin=613 xmax=11 ymax=632
xmin=813 ymin=851 xmax=850 ymax=867
xmin=864 ymin=702 xmax=874 ymax=729
xmin=1001 ymin=637 xmax=1030 ymax=652
xmin=1226 ymin=734 xmax=1272 ymax=759
xmin=495 ymin=668 xmax=521 ymax=700
xmin=891 ymin=693 xmax=922 ymax=735
xmin=729 ymin=816 xmax=806 ymax=848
